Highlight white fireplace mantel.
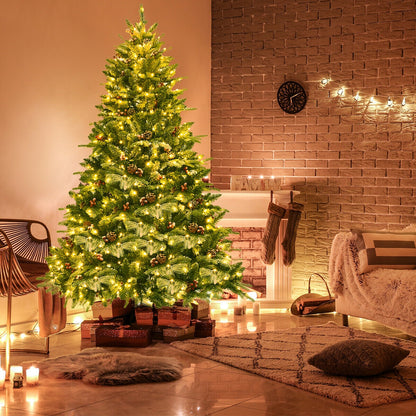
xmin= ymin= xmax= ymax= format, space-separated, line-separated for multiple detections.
xmin=216 ymin=190 xmax=298 ymax=228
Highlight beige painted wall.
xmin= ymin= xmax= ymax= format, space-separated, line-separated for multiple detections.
xmin=0 ymin=0 xmax=211 ymax=324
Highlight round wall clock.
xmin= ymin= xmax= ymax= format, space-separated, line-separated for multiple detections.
xmin=277 ymin=81 xmax=307 ymax=114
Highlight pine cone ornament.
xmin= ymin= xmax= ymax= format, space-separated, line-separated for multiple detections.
xmin=127 ymin=164 xmax=138 ymax=174
xmin=188 ymin=223 xmax=199 ymax=233
xmin=146 ymin=192 xmax=156 ymax=203
xmin=208 ymin=249 xmax=217 ymax=258
xmin=192 ymin=197 xmax=204 ymax=207
xmin=156 ymin=253 xmax=166 ymax=264
xmin=62 ymin=236 xmax=74 ymax=247
xmin=106 ymin=231 xmax=117 ymax=242
xmin=138 ymin=131 xmax=152 ymax=140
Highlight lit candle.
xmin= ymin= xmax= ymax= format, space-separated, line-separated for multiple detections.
xmin=220 ymin=300 xmax=229 ymax=314
xmin=26 ymin=366 xmax=39 ymax=386
xmin=247 ymin=322 xmax=257 ymax=332
xmin=10 ymin=366 xmax=23 ymax=383
xmin=0 ymin=368 xmax=5 ymax=390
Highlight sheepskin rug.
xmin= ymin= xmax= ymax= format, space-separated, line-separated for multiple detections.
xmin=25 ymin=348 xmax=182 ymax=385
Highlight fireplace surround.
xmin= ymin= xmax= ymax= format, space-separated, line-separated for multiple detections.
xmin=216 ymin=190 xmax=298 ymax=309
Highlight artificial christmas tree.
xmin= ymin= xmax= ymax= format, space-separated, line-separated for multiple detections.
xmin=43 ymin=8 xmax=246 ymax=311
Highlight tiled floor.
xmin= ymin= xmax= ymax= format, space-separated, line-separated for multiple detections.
xmin=1 ymin=310 xmax=416 ymax=416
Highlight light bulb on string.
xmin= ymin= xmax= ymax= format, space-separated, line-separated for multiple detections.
xmin=337 ymin=87 xmax=344 ymax=97
xmin=387 ymin=97 xmax=393 ymax=107
xmin=354 ymin=92 xmax=360 ymax=101
xmin=402 ymin=97 xmax=406 ymax=106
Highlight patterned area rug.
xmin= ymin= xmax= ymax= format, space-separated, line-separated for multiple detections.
xmin=171 ymin=322 xmax=416 ymax=407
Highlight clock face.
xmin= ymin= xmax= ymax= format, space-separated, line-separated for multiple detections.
xmin=277 ymin=81 xmax=307 ymax=114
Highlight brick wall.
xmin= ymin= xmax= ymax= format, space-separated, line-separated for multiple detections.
xmin=211 ymin=0 xmax=416 ymax=298
xmin=229 ymin=227 xmax=267 ymax=295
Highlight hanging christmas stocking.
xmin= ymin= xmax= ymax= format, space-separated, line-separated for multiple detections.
xmin=281 ymin=202 xmax=304 ymax=266
xmin=261 ymin=202 xmax=286 ymax=265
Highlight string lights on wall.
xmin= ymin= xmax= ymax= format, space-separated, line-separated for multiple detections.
xmin=320 ymin=78 xmax=411 ymax=110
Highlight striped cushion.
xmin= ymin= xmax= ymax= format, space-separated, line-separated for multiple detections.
xmin=354 ymin=231 xmax=416 ymax=274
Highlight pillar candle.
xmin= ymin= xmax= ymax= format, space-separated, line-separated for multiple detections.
xmin=26 ymin=367 xmax=39 ymax=386
xmin=0 ymin=368 xmax=5 ymax=389
xmin=220 ymin=300 xmax=229 ymax=314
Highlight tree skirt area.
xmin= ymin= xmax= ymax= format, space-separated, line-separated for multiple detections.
xmin=25 ymin=348 xmax=182 ymax=385
xmin=171 ymin=322 xmax=416 ymax=408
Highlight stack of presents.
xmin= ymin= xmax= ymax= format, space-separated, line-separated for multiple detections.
xmin=81 ymin=298 xmax=215 ymax=347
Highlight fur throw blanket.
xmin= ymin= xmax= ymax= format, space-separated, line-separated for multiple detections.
xmin=329 ymin=232 xmax=416 ymax=323
xmin=24 ymin=348 xmax=182 ymax=385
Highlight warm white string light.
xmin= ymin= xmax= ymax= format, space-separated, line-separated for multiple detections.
xmin=321 ymin=78 xmax=410 ymax=109
xmin=320 ymin=78 xmax=330 ymax=86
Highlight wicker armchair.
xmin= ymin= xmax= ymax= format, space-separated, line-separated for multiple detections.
xmin=0 ymin=219 xmax=51 ymax=378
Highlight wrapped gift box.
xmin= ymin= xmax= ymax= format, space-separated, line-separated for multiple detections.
xmin=135 ymin=305 xmax=155 ymax=326
xmin=191 ymin=299 xmax=210 ymax=319
xmin=163 ymin=325 xmax=195 ymax=343
xmin=158 ymin=306 xmax=191 ymax=327
xmin=193 ymin=319 xmax=216 ymax=338
xmin=81 ymin=318 xmax=123 ymax=339
xmin=95 ymin=325 xmax=152 ymax=347
xmin=92 ymin=299 xmax=134 ymax=319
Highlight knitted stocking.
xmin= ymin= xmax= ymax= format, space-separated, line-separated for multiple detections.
xmin=261 ymin=202 xmax=286 ymax=265
xmin=281 ymin=202 xmax=304 ymax=266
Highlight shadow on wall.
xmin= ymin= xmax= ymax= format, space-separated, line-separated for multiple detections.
xmin=288 ymin=180 xmax=340 ymax=299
